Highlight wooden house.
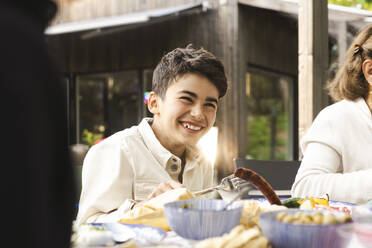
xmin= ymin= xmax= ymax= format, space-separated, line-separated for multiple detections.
xmin=46 ymin=0 xmax=372 ymax=177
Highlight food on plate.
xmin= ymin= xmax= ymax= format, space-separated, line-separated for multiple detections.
xmin=281 ymin=195 xmax=352 ymax=214
xmin=281 ymin=198 xmax=302 ymax=208
xmin=120 ymin=209 xmax=170 ymax=231
xmin=180 ymin=203 xmax=189 ymax=209
xmin=282 ymin=196 xmax=330 ymax=209
xmin=239 ymin=200 xmax=287 ymax=227
xmin=119 ymin=187 xmax=194 ymax=230
xmin=234 ymin=168 xmax=282 ymax=205
xmin=298 ymin=196 xmax=330 ymax=209
xmin=71 ymin=223 xmax=115 ymax=247
xmin=275 ymin=211 xmax=351 ymax=225
xmin=195 ymin=225 xmax=269 ymax=248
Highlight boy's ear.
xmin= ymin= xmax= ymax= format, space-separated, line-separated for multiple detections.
xmin=362 ymin=59 xmax=372 ymax=85
xmin=147 ymin=92 xmax=160 ymax=115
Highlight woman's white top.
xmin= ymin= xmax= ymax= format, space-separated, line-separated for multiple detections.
xmin=291 ymin=98 xmax=372 ymax=204
xmin=76 ymin=118 xmax=214 ymax=224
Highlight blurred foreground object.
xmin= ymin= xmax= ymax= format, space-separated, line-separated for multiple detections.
xmin=0 ymin=0 xmax=75 ymax=247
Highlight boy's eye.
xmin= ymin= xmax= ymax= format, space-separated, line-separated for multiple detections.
xmin=205 ymin=103 xmax=217 ymax=109
xmin=180 ymin=96 xmax=193 ymax=102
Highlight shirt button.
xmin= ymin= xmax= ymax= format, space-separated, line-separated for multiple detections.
xmin=170 ymin=164 xmax=179 ymax=172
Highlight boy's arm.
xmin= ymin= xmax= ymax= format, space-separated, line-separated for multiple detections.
xmin=76 ymin=142 xmax=134 ymax=224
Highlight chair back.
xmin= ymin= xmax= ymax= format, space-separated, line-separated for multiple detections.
xmin=233 ymin=158 xmax=301 ymax=197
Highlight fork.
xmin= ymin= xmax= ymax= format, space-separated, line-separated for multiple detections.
xmin=193 ymin=174 xmax=251 ymax=196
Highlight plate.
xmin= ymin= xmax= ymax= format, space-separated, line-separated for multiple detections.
xmin=245 ymin=197 xmax=355 ymax=214
xmin=313 ymin=200 xmax=354 ymax=214
xmin=103 ymin=223 xmax=166 ymax=245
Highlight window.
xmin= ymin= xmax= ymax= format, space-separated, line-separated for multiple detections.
xmin=75 ymin=71 xmax=142 ymax=146
xmin=245 ymin=68 xmax=297 ymax=160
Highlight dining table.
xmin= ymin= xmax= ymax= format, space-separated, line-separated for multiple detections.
xmin=72 ymin=192 xmax=368 ymax=248
xmin=72 ymin=223 xmax=366 ymax=248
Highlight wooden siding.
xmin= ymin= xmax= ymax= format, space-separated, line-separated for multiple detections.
xmin=239 ymin=5 xmax=298 ymax=76
xmin=53 ymin=0 xmax=219 ymax=24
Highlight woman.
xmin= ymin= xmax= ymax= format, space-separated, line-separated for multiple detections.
xmin=291 ymin=24 xmax=372 ymax=204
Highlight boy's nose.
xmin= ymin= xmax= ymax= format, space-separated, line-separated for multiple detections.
xmin=190 ymin=104 xmax=203 ymax=119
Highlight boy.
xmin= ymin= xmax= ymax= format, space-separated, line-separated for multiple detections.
xmin=76 ymin=45 xmax=228 ymax=223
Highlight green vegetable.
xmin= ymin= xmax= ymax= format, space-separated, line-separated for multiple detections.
xmin=281 ymin=198 xmax=302 ymax=208
xmin=180 ymin=203 xmax=189 ymax=209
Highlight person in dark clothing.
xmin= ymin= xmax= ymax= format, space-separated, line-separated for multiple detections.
xmin=0 ymin=0 xmax=75 ymax=247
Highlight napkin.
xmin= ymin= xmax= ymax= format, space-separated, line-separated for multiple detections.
xmin=195 ymin=225 xmax=269 ymax=248
xmin=119 ymin=188 xmax=194 ymax=231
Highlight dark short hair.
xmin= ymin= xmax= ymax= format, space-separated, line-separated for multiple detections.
xmin=327 ymin=24 xmax=372 ymax=101
xmin=152 ymin=44 xmax=228 ymax=99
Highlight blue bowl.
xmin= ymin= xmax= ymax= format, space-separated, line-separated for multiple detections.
xmin=259 ymin=209 xmax=350 ymax=248
xmin=164 ymin=199 xmax=243 ymax=240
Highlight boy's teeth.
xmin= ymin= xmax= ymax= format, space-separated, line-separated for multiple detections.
xmin=183 ymin=123 xmax=201 ymax=131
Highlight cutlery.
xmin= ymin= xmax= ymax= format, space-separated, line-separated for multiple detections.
xmin=193 ymin=174 xmax=251 ymax=196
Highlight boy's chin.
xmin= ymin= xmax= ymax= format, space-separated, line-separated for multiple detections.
xmin=181 ymin=137 xmax=200 ymax=146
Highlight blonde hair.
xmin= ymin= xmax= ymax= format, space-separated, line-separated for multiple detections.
xmin=328 ymin=24 xmax=372 ymax=101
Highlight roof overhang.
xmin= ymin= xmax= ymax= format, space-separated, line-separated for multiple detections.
xmin=238 ymin=0 xmax=372 ymax=22
xmin=45 ymin=2 xmax=210 ymax=38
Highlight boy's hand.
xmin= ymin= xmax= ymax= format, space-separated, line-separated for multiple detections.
xmin=147 ymin=180 xmax=185 ymax=200
xmin=132 ymin=180 xmax=184 ymax=210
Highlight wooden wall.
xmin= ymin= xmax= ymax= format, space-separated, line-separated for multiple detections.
xmin=239 ymin=5 xmax=298 ymax=76
xmin=53 ymin=0 xmax=219 ymax=24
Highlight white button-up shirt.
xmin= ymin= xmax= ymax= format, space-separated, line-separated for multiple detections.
xmin=291 ymin=98 xmax=372 ymax=204
xmin=76 ymin=118 xmax=214 ymax=224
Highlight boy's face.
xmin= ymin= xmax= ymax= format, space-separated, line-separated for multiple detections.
xmin=148 ymin=73 xmax=219 ymax=151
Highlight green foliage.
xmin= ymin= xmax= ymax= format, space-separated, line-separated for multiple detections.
xmin=328 ymin=0 xmax=372 ymax=11
xmin=82 ymin=129 xmax=103 ymax=147
xmin=247 ymin=116 xmax=271 ymax=160
xmin=247 ymin=114 xmax=287 ymax=160
xmin=245 ymin=72 xmax=289 ymax=161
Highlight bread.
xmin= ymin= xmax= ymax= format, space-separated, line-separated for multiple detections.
xmin=119 ymin=188 xmax=194 ymax=230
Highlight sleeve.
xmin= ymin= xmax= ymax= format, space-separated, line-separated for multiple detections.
xmin=291 ymin=110 xmax=372 ymax=204
xmin=76 ymin=140 xmax=135 ymax=224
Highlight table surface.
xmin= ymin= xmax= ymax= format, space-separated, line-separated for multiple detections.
xmin=72 ymin=195 xmax=362 ymax=248
xmin=72 ymin=230 xmax=367 ymax=248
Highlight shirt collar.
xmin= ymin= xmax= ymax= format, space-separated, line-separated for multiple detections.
xmin=138 ymin=118 xmax=178 ymax=168
xmin=138 ymin=118 xmax=202 ymax=170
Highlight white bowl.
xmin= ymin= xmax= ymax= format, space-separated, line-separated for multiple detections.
xmin=259 ymin=209 xmax=351 ymax=248
xmin=164 ymin=199 xmax=243 ymax=240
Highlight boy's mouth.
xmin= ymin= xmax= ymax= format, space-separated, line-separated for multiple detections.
xmin=181 ymin=122 xmax=202 ymax=131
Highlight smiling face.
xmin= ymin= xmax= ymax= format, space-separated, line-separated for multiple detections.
xmin=148 ymin=73 xmax=219 ymax=157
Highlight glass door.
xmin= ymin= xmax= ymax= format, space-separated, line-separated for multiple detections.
xmin=245 ymin=67 xmax=298 ymax=160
